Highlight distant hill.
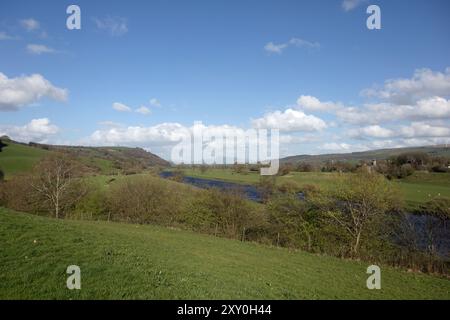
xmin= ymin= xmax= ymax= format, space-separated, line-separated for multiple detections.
xmin=281 ymin=145 xmax=450 ymax=165
xmin=0 ymin=137 xmax=169 ymax=178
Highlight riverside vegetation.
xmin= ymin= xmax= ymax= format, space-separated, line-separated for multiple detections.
xmin=0 ymin=139 xmax=449 ymax=299
xmin=1 ymin=151 xmax=449 ymax=277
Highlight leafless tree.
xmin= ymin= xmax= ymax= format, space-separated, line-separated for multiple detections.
xmin=31 ymin=154 xmax=84 ymax=218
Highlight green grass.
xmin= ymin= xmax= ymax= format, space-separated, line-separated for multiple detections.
xmin=0 ymin=142 xmax=49 ymax=179
xmin=394 ymin=172 xmax=450 ymax=210
xmin=179 ymin=169 xmax=450 ymax=210
xmin=1 ymin=207 xmax=449 ymax=299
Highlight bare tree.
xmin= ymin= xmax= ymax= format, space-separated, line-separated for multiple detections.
xmin=31 ymin=154 xmax=83 ymax=218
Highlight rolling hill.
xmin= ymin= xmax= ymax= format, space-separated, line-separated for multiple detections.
xmin=1 ymin=207 xmax=449 ymax=299
xmin=0 ymin=136 xmax=169 ymax=178
xmin=281 ymin=145 xmax=450 ymax=165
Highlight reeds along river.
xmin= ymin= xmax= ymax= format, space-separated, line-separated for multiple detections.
xmin=160 ymin=171 xmax=449 ymax=257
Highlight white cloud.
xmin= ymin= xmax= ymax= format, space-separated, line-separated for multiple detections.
xmin=135 ymin=106 xmax=151 ymax=115
xmin=149 ymin=98 xmax=162 ymax=108
xmin=252 ymin=108 xmax=327 ymax=132
xmin=264 ymin=42 xmax=288 ymax=54
xmin=0 ymin=72 xmax=68 ymax=111
xmin=27 ymin=44 xmax=56 ymax=55
xmin=93 ymin=17 xmax=128 ymax=36
xmin=20 ymin=18 xmax=40 ymax=31
xmin=88 ymin=122 xmax=189 ymax=147
xmin=0 ymin=31 xmax=15 ymax=40
xmin=0 ymin=118 xmax=59 ymax=143
xmin=98 ymin=121 xmax=123 ymax=128
xmin=348 ymin=125 xmax=394 ymax=139
xmin=348 ymin=122 xmax=450 ymax=140
xmin=337 ymin=97 xmax=450 ymax=125
xmin=296 ymin=95 xmax=341 ymax=112
xmin=342 ymin=0 xmax=366 ymax=12
xmin=398 ymin=122 xmax=450 ymax=139
xmin=362 ymin=68 xmax=450 ymax=105
xmin=112 ymin=102 xmax=132 ymax=112
xmin=320 ymin=142 xmax=352 ymax=152
xmin=264 ymin=38 xmax=319 ymax=55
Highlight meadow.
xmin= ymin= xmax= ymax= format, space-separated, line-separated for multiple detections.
xmin=0 ymin=141 xmax=49 ymax=179
xmin=1 ymin=207 xmax=449 ymax=300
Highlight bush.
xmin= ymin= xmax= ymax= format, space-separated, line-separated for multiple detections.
xmin=0 ymin=174 xmax=41 ymax=213
xmin=267 ymin=194 xmax=318 ymax=251
xmin=420 ymin=197 xmax=450 ymax=221
xmin=399 ymin=163 xmax=414 ymax=178
xmin=106 ymin=176 xmax=186 ymax=225
xmin=278 ymin=164 xmax=293 ymax=176
xmin=169 ymin=168 xmax=185 ymax=182
xmin=257 ymin=176 xmax=277 ymax=203
xmin=317 ymin=170 xmax=403 ymax=256
xmin=277 ymin=180 xmax=301 ymax=194
xmin=185 ymin=188 xmax=265 ymax=240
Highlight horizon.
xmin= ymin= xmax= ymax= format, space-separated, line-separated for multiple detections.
xmin=1 ymin=0 xmax=450 ymax=161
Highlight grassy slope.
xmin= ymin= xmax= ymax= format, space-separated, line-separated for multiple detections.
xmin=1 ymin=208 xmax=449 ymax=299
xmin=181 ymin=169 xmax=450 ymax=210
xmin=0 ymin=142 xmax=49 ymax=179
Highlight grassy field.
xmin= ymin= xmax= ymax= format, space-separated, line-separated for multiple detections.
xmin=180 ymin=168 xmax=450 ymax=210
xmin=0 ymin=142 xmax=49 ymax=179
xmin=0 ymin=207 xmax=449 ymax=299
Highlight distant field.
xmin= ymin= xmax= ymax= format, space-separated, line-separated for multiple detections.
xmin=179 ymin=168 xmax=450 ymax=210
xmin=1 ymin=207 xmax=449 ymax=299
xmin=0 ymin=142 xmax=49 ymax=179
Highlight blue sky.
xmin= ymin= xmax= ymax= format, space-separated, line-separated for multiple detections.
xmin=1 ymin=0 xmax=450 ymax=159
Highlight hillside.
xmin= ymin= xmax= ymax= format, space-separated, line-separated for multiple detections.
xmin=0 ymin=137 xmax=169 ymax=178
xmin=281 ymin=145 xmax=450 ymax=164
xmin=0 ymin=137 xmax=50 ymax=178
xmin=0 ymin=207 xmax=449 ymax=299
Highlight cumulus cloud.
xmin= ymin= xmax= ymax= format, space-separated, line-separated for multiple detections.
xmin=93 ymin=16 xmax=128 ymax=36
xmin=136 ymin=106 xmax=151 ymax=115
xmin=149 ymin=98 xmax=162 ymax=108
xmin=348 ymin=122 xmax=450 ymax=140
xmin=0 ymin=118 xmax=59 ymax=143
xmin=112 ymin=102 xmax=132 ymax=112
xmin=20 ymin=18 xmax=40 ymax=31
xmin=0 ymin=72 xmax=68 ymax=111
xmin=264 ymin=38 xmax=319 ymax=54
xmin=252 ymin=108 xmax=327 ymax=132
xmin=88 ymin=122 xmax=189 ymax=147
xmin=296 ymin=95 xmax=341 ymax=112
xmin=27 ymin=44 xmax=56 ymax=55
xmin=342 ymin=0 xmax=367 ymax=12
xmin=362 ymin=68 xmax=450 ymax=105
xmin=0 ymin=31 xmax=15 ymax=40
xmin=348 ymin=125 xmax=394 ymax=139
xmin=337 ymin=97 xmax=450 ymax=125
xmin=320 ymin=142 xmax=352 ymax=152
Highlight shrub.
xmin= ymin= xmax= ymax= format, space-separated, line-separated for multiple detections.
xmin=257 ymin=176 xmax=277 ymax=203
xmin=399 ymin=163 xmax=414 ymax=178
xmin=185 ymin=188 xmax=265 ymax=240
xmin=169 ymin=168 xmax=185 ymax=182
xmin=420 ymin=197 xmax=450 ymax=221
xmin=267 ymin=194 xmax=318 ymax=251
xmin=317 ymin=170 xmax=403 ymax=256
xmin=106 ymin=176 xmax=186 ymax=225
xmin=0 ymin=174 xmax=41 ymax=213
xmin=277 ymin=180 xmax=301 ymax=194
